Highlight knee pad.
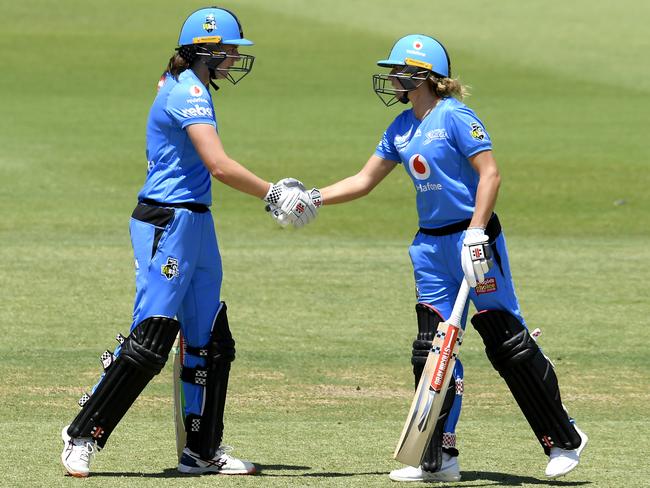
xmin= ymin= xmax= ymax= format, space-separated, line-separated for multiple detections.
xmin=412 ymin=303 xmax=458 ymax=472
xmin=471 ymin=310 xmax=581 ymax=453
xmin=181 ymin=302 xmax=235 ymax=460
xmin=68 ymin=316 xmax=179 ymax=447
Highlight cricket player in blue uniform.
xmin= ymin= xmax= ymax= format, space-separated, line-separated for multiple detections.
xmin=287 ymin=34 xmax=588 ymax=482
xmin=60 ymin=7 xmax=317 ymax=478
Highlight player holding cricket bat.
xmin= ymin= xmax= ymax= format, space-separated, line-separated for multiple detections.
xmin=273 ymin=34 xmax=587 ymax=482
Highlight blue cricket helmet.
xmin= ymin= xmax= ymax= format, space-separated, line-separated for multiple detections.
xmin=178 ymin=7 xmax=253 ymax=46
xmin=377 ymin=34 xmax=450 ymax=78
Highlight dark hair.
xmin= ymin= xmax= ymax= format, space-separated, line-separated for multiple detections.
xmin=164 ymin=44 xmax=229 ymax=79
xmin=166 ymin=52 xmax=191 ymax=79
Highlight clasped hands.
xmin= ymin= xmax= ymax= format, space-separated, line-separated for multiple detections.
xmin=263 ymin=178 xmax=321 ymax=228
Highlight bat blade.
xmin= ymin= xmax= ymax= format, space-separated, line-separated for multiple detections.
xmin=417 ymin=389 xmax=435 ymax=432
xmin=172 ymin=333 xmax=186 ymax=462
xmin=394 ymin=280 xmax=470 ymax=467
xmin=394 ymin=323 xmax=462 ymax=466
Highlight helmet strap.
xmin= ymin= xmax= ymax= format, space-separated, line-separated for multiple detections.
xmin=208 ymin=69 xmax=220 ymax=92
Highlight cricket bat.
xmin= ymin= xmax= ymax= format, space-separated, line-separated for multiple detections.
xmin=394 ymin=279 xmax=470 ymax=467
xmin=172 ymin=332 xmax=186 ymax=462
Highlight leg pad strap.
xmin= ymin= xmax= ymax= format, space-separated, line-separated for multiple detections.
xmin=183 ymin=302 xmax=235 ymax=460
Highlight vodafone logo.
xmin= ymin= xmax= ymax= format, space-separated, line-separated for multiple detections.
xmin=189 ymin=84 xmax=204 ymax=97
xmin=413 ymin=39 xmax=423 ymax=50
xmin=409 ymin=154 xmax=431 ymax=180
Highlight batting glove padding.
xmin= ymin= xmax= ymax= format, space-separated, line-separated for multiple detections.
xmin=264 ymin=179 xmax=319 ymax=228
xmin=461 ymin=227 xmax=492 ymax=287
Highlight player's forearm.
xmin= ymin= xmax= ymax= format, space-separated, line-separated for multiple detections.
xmin=210 ymin=157 xmax=271 ymax=199
xmin=320 ymin=173 xmax=374 ymax=205
xmin=470 ymin=170 xmax=500 ymax=228
xmin=318 ymin=155 xmax=396 ymax=205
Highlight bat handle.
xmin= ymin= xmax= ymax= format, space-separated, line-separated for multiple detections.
xmin=448 ymin=279 xmax=470 ymax=327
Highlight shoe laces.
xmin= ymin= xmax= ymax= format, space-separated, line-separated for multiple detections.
xmin=216 ymin=445 xmax=234 ymax=460
xmin=73 ymin=438 xmax=97 ymax=463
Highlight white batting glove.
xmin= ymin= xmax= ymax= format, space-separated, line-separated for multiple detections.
xmin=263 ymin=179 xmax=319 ymax=228
xmin=461 ymin=227 xmax=493 ymax=287
xmin=264 ymin=178 xmax=303 ymax=227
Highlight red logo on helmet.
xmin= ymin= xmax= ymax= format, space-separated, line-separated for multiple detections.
xmin=413 ymin=40 xmax=423 ymax=50
xmin=408 ymin=154 xmax=431 ymax=180
xmin=189 ymin=85 xmax=204 ymax=97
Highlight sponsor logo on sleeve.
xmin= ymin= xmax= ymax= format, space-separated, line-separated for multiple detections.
xmin=179 ymin=105 xmax=214 ymax=118
xmin=470 ymin=122 xmax=486 ymax=141
xmin=185 ymin=97 xmax=209 ymax=104
xmin=474 ymin=277 xmax=497 ymax=294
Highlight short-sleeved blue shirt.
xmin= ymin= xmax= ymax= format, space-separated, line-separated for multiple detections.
xmin=374 ymin=97 xmax=492 ymax=228
xmin=139 ymin=70 xmax=217 ymax=206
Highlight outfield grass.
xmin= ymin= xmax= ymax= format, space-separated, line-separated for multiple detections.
xmin=1 ymin=1 xmax=649 ymax=487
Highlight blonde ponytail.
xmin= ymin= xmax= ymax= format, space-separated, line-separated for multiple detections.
xmin=430 ymin=76 xmax=469 ymax=100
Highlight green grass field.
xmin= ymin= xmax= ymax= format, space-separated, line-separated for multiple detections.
xmin=1 ymin=1 xmax=649 ymax=486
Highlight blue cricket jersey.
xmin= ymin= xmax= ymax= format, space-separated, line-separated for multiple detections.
xmin=374 ymin=97 xmax=492 ymax=228
xmin=139 ymin=70 xmax=217 ymax=206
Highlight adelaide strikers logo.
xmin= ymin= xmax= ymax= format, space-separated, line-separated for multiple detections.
xmin=161 ymin=257 xmax=180 ymax=281
xmin=470 ymin=122 xmax=486 ymax=141
xmin=189 ymin=84 xmax=203 ymax=97
xmin=408 ymin=153 xmax=431 ymax=180
xmin=203 ymin=14 xmax=216 ymax=33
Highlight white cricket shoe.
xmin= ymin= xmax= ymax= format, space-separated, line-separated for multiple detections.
xmin=389 ymin=452 xmax=461 ymax=482
xmin=61 ymin=425 xmax=96 ymax=477
xmin=545 ymin=424 xmax=588 ymax=478
xmin=178 ymin=446 xmax=256 ymax=475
